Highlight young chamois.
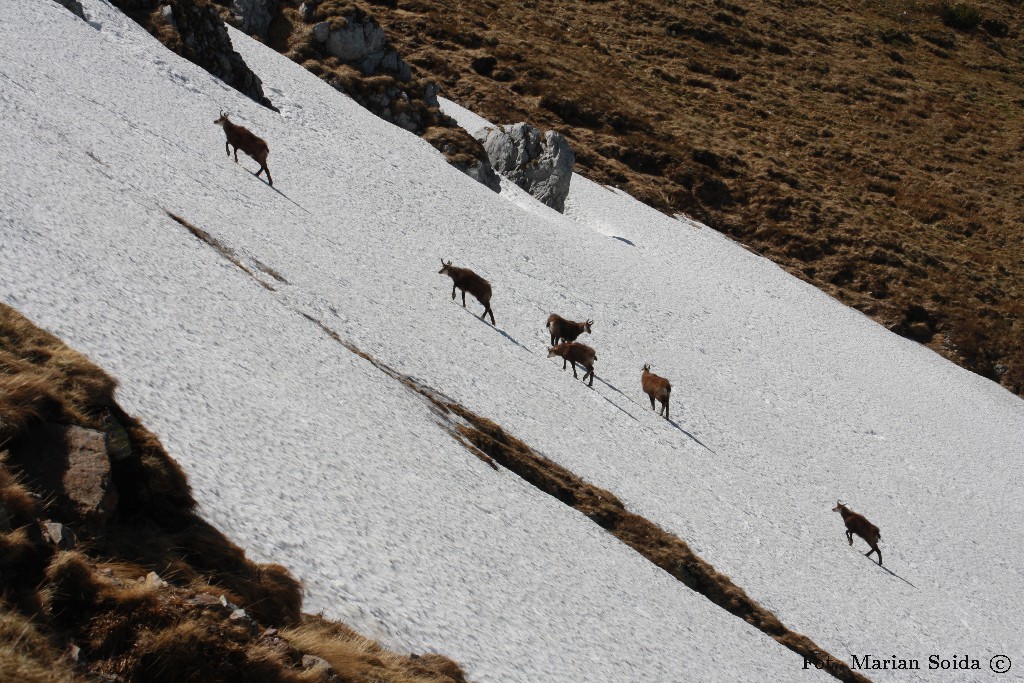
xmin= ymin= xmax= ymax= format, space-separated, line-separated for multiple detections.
xmin=214 ymin=111 xmax=272 ymax=185
xmin=641 ymin=364 xmax=672 ymax=420
xmin=833 ymin=501 xmax=882 ymax=565
xmin=548 ymin=343 xmax=597 ymax=387
xmin=546 ymin=314 xmax=593 ymax=347
xmin=438 ymin=259 xmax=495 ymax=324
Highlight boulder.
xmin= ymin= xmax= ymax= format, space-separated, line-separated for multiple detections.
xmin=14 ymin=424 xmax=118 ymax=525
xmin=311 ymin=13 xmax=412 ymax=82
xmin=475 ymin=123 xmax=575 ymax=212
xmin=42 ymin=521 xmax=77 ymax=550
xmin=230 ymin=0 xmax=278 ymax=38
xmin=52 ymin=0 xmax=86 ymax=19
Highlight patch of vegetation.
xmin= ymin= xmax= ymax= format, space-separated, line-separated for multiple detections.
xmin=939 ymin=1 xmax=983 ymax=30
xmin=0 ymin=304 xmax=469 ymax=683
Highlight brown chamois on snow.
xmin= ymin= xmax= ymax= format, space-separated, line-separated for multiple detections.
xmin=548 ymin=342 xmax=597 ymax=387
xmin=214 ymin=111 xmax=272 ymax=185
xmin=641 ymin=364 xmax=672 ymax=420
xmin=438 ymin=259 xmax=495 ymax=324
xmin=546 ymin=314 xmax=593 ymax=347
xmin=833 ymin=501 xmax=882 ymax=565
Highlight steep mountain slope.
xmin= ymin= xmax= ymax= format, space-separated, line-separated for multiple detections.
xmin=2 ymin=1 xmax=1023 ymax=681
xmin=335 ymin=0 xmax=1024 ymax=395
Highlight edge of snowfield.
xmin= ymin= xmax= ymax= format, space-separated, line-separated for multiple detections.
xmin=1 ymin=1 xmax=1021 ymax=682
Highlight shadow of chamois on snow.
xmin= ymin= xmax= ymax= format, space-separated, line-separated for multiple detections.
xmin=596 ymin=375 xmax=715 ymax=452
xmin=873 ymin=559 xmax=917 ymax=588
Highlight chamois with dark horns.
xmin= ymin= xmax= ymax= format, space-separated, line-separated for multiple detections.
xmin=548 ymin=343 xmax=597 ymax=387
xmin=214 ymin=111 xmax=272 ymax=185
xmin=438 ymin=260 xmax=495 ymax=324
xmin=833 ymin=501 xmax=882 ymax=565
xmin=641 ymin=364 xmax=672 ymax=419
xmin=546 ymin=314 xmax=593 ymax=347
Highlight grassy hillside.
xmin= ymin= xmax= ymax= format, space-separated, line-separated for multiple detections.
xmin=287 ymin=0 xmax=1023 ymax=393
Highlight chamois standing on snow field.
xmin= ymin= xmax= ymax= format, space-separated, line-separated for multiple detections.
xmin=438 ymin=259 xmax=495 ymax=324
xmin=833 ymin=501 xmax=882 ymax=565
xmin=548 ymin=342 xmax=597 ymax=387
xmin=214 ymin=111 xmax=272 ymax=186
xmin=641 ymin=364 xmax=672 ymax=420
xmin=546 ymin=314 xmax=593 ymax=347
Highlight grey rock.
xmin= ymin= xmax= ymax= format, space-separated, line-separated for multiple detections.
xmin=302 ymin=654 xmax=335 ymax=677
xmin=53 ymin=0 xmax=86 ymax=19
xmin=455 ymin=159 xmax=501 ymax=193
xmin=311 ymin=21 xmax=330 ymax=43
xmin=144 ymin=571 xmax=167 ymax=588
xmin=476 ymin=123 xmax=575 ymax=211
xmin=42 ymin=521 xmax=77 ymax=550
xmin=299 ymin=2 xmax=319 ymax=21
xmin=160 ymin=4 xmax=175 ymax=26
xmin=230 ymin=0 xmax=277 ymax=38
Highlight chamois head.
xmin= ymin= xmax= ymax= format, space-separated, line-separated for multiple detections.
xmin=643 ymin=363 xmax=651 ymax=373
xmin=438 ymin=258 xmax=453 ymax=275
xmin=832 ymin=500 xmax=848 ymax=513
xmin=214 ymin=110 xmax=229 ymax=126
xmin=584 ymin=319 xmax=594 ymax=334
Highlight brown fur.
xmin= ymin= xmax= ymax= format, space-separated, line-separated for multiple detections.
xmin=545 ymin=314 xmax=593 ymax=346
xmin=214 ymin=112 xmax=273 ymax=185
xmin=548 ymin=342 xmax=597 ymax=387
xmin=438 ymin=259 xmax=494 ymax=324
xmin=641 ymin=365 xmax=672 ymax=420
xmin=833 ymin=501 xmax=882 ymax=565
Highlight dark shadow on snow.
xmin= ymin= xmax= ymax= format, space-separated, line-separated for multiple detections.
xmin=256 ymin=172 xmax=312 ymax=214
xmin=596 ymin=376 xmax=715 ymax=452
xmin=873 ymin=559 xmax=917 ymax=588
xmin=611 ymin=235 xmax=635 ymax=246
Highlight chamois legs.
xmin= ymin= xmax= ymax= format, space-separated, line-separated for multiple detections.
xmin=582 ymin=367 xmax=594 ymax=387
xmin=569 ymin=360 xmax=578 ymax=378
xmin=846 ymin=530 xmax=854 ymax=546
xmin=661 ymin=400 xmax=669 ymax=420
xmin=865 ymin=544 xmax=882 ymax=565
xmin=461 ymin=290 xmax=467 ymax=307
xmin=481 ymin=304 xmax=495 ymax=325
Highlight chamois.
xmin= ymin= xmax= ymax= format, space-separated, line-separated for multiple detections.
xmin=833 ymin=501 xmax=882 ymax=565
xmin=546 ymin=314 xmax=593 ymax=347
xmin=548 ymin=342 xmax=597 ymax=387
xmin=641 ymin=364 xmax=672 ymax=419
xmin=214 ymin=111 xmax=272 ymax=186
xmin=438 ymin=259 xmax=495 ymax=324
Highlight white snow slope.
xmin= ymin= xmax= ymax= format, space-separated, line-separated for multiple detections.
xmin=2 ymin=1 xmax=1023 ymax=681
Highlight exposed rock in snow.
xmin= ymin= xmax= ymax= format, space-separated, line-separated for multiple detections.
xmin=229 ymin=0 xmax=278 ymax=38
xmin=108 ymin=0 xmax=275 ymax=109
xmin=53 ymin=0 xmax=86 ymax=20
xmin=310 ymin=11 xmax=411 ymax=82
xmin=475 ymin=123 xmax=575 ymax=211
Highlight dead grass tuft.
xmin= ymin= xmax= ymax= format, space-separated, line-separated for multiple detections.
xmin=284 ymin=615 xmax=468 ymax=683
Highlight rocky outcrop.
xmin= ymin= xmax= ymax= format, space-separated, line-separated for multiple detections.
xmin=227 ymin=0 xmax=278 ymax=38
xmin=423 ymin=126 xmax=500 ymax=192
xmin=109 ymin=0 xmax=275 ymax=110
xmin=53 ymin=0 xmax=86 ymax=20
xmin=14 ymin=424 xmax=118 ymax=525
xmin=475 ymin=123 xmax=575 ymax=211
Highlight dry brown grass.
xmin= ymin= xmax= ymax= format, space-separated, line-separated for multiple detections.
xmin=285 ymin=615 xmax=468 ymax=683
xmin=297 ymin=0 xmax=1024 ymax=394
xmin=0 ymin=303 xmax=469 ymax=683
